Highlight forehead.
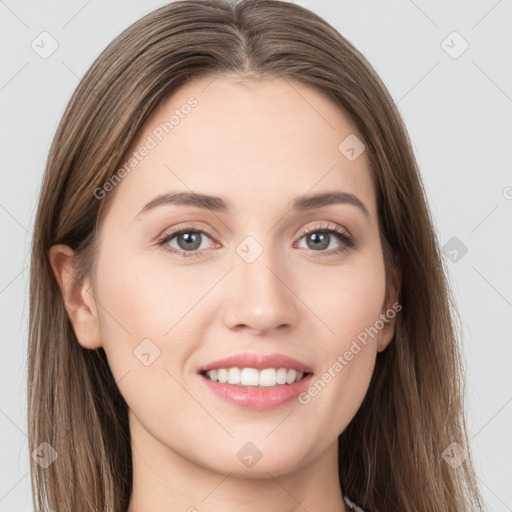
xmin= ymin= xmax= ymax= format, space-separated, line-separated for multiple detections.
xmin=102 ymin=75 xmax=376 ymax=221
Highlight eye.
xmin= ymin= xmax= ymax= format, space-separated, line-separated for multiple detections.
xmin=157 ymin=222 xmax=356 ymax=259
xmin=295 ymin=223 xmax=355 ymax=257
xmin=157 ymin=224 xmax=217 ymax=258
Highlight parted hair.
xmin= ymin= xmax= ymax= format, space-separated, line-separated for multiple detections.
xmin=28 ymin=1 xmax=484 ymax=510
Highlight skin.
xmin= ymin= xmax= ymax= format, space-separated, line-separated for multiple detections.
xmin=50 ymin=75 xmax=400 ymax=512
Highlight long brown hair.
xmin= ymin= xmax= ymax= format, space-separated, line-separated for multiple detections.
xmin=28 ymin=1 xmax=484 ymax=510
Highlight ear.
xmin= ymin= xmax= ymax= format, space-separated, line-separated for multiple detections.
xmin=376 ymin=261 xmax=402 ymax=353
xmin=49 ymin=244 xmax=102 ymax=350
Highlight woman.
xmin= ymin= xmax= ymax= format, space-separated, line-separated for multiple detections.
xmin=28 ymin=1 xmax=484 ymax=511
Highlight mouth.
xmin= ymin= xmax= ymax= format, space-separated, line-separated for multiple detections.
xmin=197 ymin=352 xmax=314 ymax=410
xmin=198 ymin=370 xmax=314 ymax=410
xmin=199 ymin=367 xmax=311 ymax=387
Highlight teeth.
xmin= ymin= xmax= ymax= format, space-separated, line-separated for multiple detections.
xmin=276 ymin=368 xmax=288 ymax=385
xmin=205 ymin=367 xmax=306 ymax=386
xmin=240 ymin=368 xmax=259 ymax=386
xmin=227 ymin=368 xmax=241 ymax=384
xmin=259 ymin=368 xmax=276 ymax=387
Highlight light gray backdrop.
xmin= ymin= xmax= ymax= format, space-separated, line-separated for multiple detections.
xmin=1 ymin=0 xmax=511 ymax=510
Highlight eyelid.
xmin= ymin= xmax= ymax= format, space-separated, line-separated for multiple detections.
xmin=158 ymin=222 xmax=217 ymax=242
xmin=159 ymin=221 xmax=352 ymax=242
xmin=156 ymin=223 xmax=219 ymax=258
xmin=295 ymin=221 xmax=352 ymax=240
xmin=293 ymin=222 xmax=356 ymax=257
xmin=157 ymin=221 xmax=356 ymax=258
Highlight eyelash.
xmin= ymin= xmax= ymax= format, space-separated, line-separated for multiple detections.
xmin=157 ymin=223 xmax=356 ymax=259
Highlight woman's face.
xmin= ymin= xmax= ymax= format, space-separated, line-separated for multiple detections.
xmin=82 ymin=75 xmax=397 ymax=477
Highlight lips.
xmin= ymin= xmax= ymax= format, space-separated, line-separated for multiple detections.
xmin=200 ymin=374 xmax=313 ymax=410
xmin=198 ymin=352 xmax=313 ymax=374
xmin=197 ymin=352 xmax=314 ymax=410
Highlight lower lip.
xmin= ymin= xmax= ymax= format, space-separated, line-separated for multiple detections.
xmin=199 ymin=373 xmax=313 ymax=410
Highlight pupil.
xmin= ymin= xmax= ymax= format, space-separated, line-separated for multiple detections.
xmin=176 ymin=231 xmax=331 ymax=252
xmin=179 ymin=232 xmax=201 ymax=250
xmin=309 ymin=232 xmax=329 ymax=250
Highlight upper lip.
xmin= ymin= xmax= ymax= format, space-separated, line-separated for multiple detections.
xmin=198 ymin=352 xmax=313 ymax=374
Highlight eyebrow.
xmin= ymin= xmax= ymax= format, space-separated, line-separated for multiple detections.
xmin=136 ymin=190 xmax=370 ymax=218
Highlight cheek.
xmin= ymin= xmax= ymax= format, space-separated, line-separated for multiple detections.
xmin=95 ymin=236 xmax=386 ymax=383
xmin=87 ymin=235 xmax=387 ymax=473
xmin=96 ymin=251 xmax=209 ymax=338
xmin=93 ymin=256 xmax=208 ymax=430
xmin=293 ymin=253 xmax=385 ymax=420
xmin=296 ymin=254 xmax=387 ymax=352
xmin=92 ymin=252 xmax=208 ymax=384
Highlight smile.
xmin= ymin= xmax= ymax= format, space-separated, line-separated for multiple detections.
xmin=201 ymin=367 xmax=308 ymax=387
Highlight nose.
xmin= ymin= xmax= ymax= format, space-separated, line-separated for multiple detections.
xmin=222 ymin=246 xmax=299 ymax=335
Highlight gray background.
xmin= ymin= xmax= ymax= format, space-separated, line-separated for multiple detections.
xmin=1 ymin=0 xmax=511 ymax=510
